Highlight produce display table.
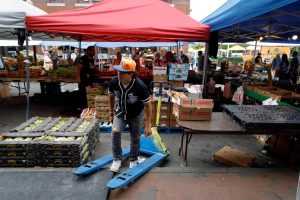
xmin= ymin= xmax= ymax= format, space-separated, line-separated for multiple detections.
xmin=0 ymin=77 xmax=79 ymax=96
xmin=244 ymin=88 xmax=300 ymax=111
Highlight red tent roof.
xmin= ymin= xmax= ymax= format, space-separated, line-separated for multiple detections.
xmin=26 ymin=0 xmax=210 ymax=42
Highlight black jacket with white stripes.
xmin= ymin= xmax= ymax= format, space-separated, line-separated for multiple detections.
xmin=109 ymin=76 xmax=150 ymax=120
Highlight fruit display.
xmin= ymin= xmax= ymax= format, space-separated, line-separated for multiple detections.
xmin=75 ymin=120 xmax=91 ymax=132
xmin=23 ymin=118 xmax=45 ymax=131
xmin=49 ymin=119 xmax=67 ymax=132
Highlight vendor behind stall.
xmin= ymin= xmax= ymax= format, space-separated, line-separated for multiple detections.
xmin=255 ymin=53 xmax=263 ymax=65
xmin=78 ymin=46 xmax=97 ymax=108
xmin=113 ymin=52 xmax=122 ymax=65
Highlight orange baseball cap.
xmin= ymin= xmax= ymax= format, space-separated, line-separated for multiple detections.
xmin=113 ymin=59 xmax=136 ymax=72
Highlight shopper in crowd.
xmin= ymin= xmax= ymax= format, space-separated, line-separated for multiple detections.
xmin=71 ymin=48 xmax=80 ymax=65
xmin=220 ymin=57 xmax=228 ymax=75
xmin=43 ymin=51 xmax=53 ymax=72
xmin=272 ymin=54 xmax=281 ymax=69
xmin=152 ymin=52 xmax=163 ymax=66
xmin=289 ymin=51 xmax=299 ymax=84
xmin=16 ymin=50 xmax=25 ymax=70
xmin=164 ymin=51 xmax=177 ymax=65
xmin=255 ymin=53 xmax=263 ymax=65
xmin=78 ymin=46 xmax=97 ymax=108
xmin=179 ymin=49 xmax=189 ymax=64
xmin=108 ymin=59 xmax=152 ymax=172
xmin=278 ymin=53 xmax=289 ymax=82
xmin=113 ymin=52 xmax=122 ymax=65
xmin=197 ymin=50 xmax=204 ymax=72
xmin=272 ymin=54 xmax=281 ymax=77
xmin=49 ymin=50 xmax=59 ymax=69
xmin=0 ymin=57 xmax=5 ymax=70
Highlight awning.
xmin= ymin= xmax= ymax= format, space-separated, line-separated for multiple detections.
xmin=26 ymin=0 xmax=210 ymax=42
xmin=201 ymin=0 xmax=299 ymax=43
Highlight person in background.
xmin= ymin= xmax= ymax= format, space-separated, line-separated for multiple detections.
xmin=152 ymin=52 xmax=163 ymax=66
xmin=278 ymin=53 xmax=289 ymax=82
xmin=220 ymin=57 xmax=228 ymax=75
xmin=272 ymin=54 xmax=281 ymax=77
xmin=255 ymin=53 xmax=263 ymax=65
xmin=71 ymin=48 xmax=80 ymax=65
xmin=197 ymin=51 xmax=204 ymax=73
xmin=113 ymin=52 xmax=122 ymax=65
xmin=16 ymin=50 xmax=25 ymax=70
xmin=0 ymin=57 xmax=5 ymax=70
xmin=289 ymin=51 xmax=299 ymax=84
xmin=49 ymin=50 xmax=59 ymax=69
xmin=77 ymin=46 xmax=97 ymax=108
xmin=109 ymin=59 xmax=152 ymax=172
xmin=179 ymin=49 xmax=189 ymax=64
xmin=164 ymin=51 xmax=177 ymax=74
xmin=43 ymin=51 xmax=53 ymax=72
xmin=164 ymin=51 xmax=177 ymax=65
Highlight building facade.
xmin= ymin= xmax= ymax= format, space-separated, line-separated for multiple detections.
xmin=31 ymin=0 xmax=190 ymax=15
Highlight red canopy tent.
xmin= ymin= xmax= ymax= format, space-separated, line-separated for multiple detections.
xmin=26 ymin=0 xmax=210 ymax=42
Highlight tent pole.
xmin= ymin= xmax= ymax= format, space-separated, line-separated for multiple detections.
xmin=25 ymin=30 xmax=30 ymax=121
xmin=177 ymin=41 xmax=179 ymax=57
xmin=202 ymin=42 xmax=209 ymax=98
xmin=79 ymin=37 xmax=82 ymax=56
xmin=252 ymin=40 xmax=258 ymax=64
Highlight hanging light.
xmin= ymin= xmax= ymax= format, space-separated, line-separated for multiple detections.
xmin=259 ymin=36 xmax=263 ymax=41
xmin=292 ymin=35 xmax=298 ymax=40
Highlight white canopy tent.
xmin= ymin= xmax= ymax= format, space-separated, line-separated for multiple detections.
xmin=0 ymin=0 xmax=46 ymax=39
xmin=0 ymin=0 xmax=46 ymax=120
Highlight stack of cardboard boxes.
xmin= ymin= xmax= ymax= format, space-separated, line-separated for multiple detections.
xmin=95 ymin=95 xmax=110 ymax=122
xmin=86 ymin=86 xmax=108 ymax=108
xmin=170 ymin=92 xmax=214 ymax=121
xmin=168 ymin=64 xmax=189 ymax=81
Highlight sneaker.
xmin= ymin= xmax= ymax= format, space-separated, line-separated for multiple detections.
xmin=129 ymin=160 xmax=138 ymax=169
xmin=110 ymin=160 xmax=121 ymax=172
xmin=137 ymin=156 xmax=146 ymax=164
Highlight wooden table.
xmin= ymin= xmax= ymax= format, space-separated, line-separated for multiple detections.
xmin=177 ymin=112 xmax=244 ymax=166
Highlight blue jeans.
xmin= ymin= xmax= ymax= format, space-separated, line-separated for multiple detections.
xmin=112 ymin=111 xmax=144 ymax=161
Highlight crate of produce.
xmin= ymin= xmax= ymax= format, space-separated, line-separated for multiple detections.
xmin=0 ymin=159 xmax=36 ymax=167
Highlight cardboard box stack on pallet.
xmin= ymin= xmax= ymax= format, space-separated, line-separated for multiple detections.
xmin=86 ymin=86 xmax=108 ymax=108
xmin=95 ymin=95 xmax=110 ymax=122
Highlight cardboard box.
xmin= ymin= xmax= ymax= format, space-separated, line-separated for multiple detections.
xmin=171 ymin=80 xmax=184 ymax=87
xmin=213 ymin=146 xmax=256 ymax=167
xmin=169 ymin=64 xmax=190 ymax=70
xmin=153 ymin=66 xmax=167 ymax=75
xmin=95 ymin=95 xmax=109 ymax=107
xmin=81 ymin=108 xmax=96 ymax=119
xmin=173 ymin=104 xmax=212 ymax=121
xmin=86 ymin=86 xmax=108 ymax=95
xmin=155 ymin=102 xmax=171 ymax=112
xmin=170 ymin=92 xmax=213 ymax=108
xmin=169 ymin=74 xmax=188 ymax=81
xmin=169 ymin=118 xmax=180 ymax=128
xmin=96 ymin=114 xmax=110 ymax=122
xmin=153 ymin=74 xmax=168 ymax=82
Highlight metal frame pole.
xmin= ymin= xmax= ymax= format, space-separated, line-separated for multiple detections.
xmin=25 ymin=30 xmax=30 ymax=120
xmin=202 ymin=42 xmax=209 ymax=97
